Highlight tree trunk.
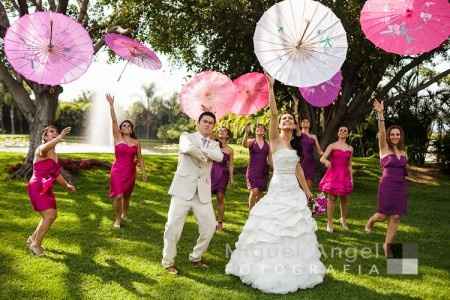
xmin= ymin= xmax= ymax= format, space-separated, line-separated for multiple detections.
xmin=0 ymin=104 xmax=4 ymax=132
xmin=12 ymin=89 xmax=59 ymax=178
xmin=10 ymin=105 xmax=15 ymax=134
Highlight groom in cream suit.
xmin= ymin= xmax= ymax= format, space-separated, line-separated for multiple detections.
xmin=162 ymin=111 xmax=223 ymax=274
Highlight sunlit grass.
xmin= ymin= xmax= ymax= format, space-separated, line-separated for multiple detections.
xmin=0 ymin=151 xmax=449 ymax=299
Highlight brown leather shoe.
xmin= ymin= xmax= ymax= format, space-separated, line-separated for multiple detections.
xmin=191 ymin=260 xmax=209 ymax=269
xmin=165 ymin=265 xmax=178 ymax=275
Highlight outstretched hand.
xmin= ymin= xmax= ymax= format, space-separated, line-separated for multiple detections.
xmin=293 ymin=95 xmax=299 ymax=111
xmin=106 ymin=94 xmax=114 ymax=105
xmin=201 ymin=104 xmax=213 ymax=112
xmin=66 ymin=183 xmax=76 ymax=192
xmin=373 ymin=99 xmax=384 ymax=114
xmin=58 ymin=127 xmax=71 ymax=140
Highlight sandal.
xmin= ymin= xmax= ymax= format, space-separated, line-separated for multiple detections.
xmin=216 ymin=221 xmax=224 ymax=231
xmin=29 ymin=244 xmax=44 ymax=257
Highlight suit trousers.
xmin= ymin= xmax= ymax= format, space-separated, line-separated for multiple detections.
xmin=162 ymin=192 xmax=217 ymax=268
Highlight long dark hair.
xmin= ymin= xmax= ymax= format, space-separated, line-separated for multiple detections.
xmin=386 ymin=125 xmax=405 ymax=151
xmin=280 ymin=113 xmax=303 ymax=160
xmin=291 ymin=134 xmax=303 ymax=160
xmin=216 ymin=127 xmax=231 ymax=149
xmin=119 ymin=120 xmax=137 ymax=139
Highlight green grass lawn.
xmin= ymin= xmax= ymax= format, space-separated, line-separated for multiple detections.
xmin=0 ymin=151 xmax=449 ymax=299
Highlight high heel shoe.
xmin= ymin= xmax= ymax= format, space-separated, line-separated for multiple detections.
xmin=113 ymin=220 xmax=121 ymax=229
xmin=326 ymin=223 xmax=334 ymax=233
xmin=29 ymin=244 xmax=44 ymax=256
xmin=340 ymin=218 xmax=349 ymax=230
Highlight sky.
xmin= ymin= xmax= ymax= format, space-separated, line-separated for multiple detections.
xmin=60 ymin=50 xmax=191 ymax=108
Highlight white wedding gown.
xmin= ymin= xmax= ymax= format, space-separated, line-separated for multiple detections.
xmin=225 ymin=148 xmax=326 ymax=294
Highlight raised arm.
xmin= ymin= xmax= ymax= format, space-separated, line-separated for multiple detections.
xmin=38 ymin=127 xmax=71 ymax=157
xmin=296 ymin=163 xmax=313 ymax=200
xmin=292 ymin=95 xmax=301 ymax=137
xmin=373 ymin=99 xmax=388 ymax=156
xmin=320 ymin=144 xmax=334 ymax=168
xmin=242 ymin=124 xmax=253 ymax=148
xmin=106 ymin=94 xmax=121 ymax=143
xmin=266 ymin=73 xmax=279 ymax=143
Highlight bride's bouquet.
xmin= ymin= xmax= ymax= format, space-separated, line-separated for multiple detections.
xmin=310 ymin=193 xmax=327 ymax=216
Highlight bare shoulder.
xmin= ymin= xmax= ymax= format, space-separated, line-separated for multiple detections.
xmin=131 ymin=138 xmax=140 ymax=146
xmin=226 ymin=145 xmax=234 ymax=154
xmin=327 ymin=142 xmax=336 ymax=150
xmin=34 ymin=146 xmax=42 ymax=159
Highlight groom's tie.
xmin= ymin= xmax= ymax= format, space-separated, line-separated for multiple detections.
xmin=201 ymin=137 xmax=209 ymax=148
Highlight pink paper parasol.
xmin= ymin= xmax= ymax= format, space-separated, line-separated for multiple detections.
xmin=360 ymin=0 xmax=450 ymax=55
xmin=231 ymin=72 xmax=269 ymax=116
xmin=299 ymin=71 xmax=342 ymax=107
xmin=180 ymin=71 xmax=237 ymax=120
xmin=4 ymin=11 xmax=93 ymax=86
xmin=104 ymin=33 xmax=161 ymax=71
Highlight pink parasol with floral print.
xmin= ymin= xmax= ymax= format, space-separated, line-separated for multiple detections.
xmin=4 ymin=11 xmax=93 ymax=86
xmin=360 ymin=0 xmax=450 ymax=55
xmin=231 ymin=72 xmax=269 ymax=115
xmin=180 ymin=71 xmax=237 ymax=120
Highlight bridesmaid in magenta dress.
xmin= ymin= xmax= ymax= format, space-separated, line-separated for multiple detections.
xmin=211 ymin=127 xmax=234 ymax=231
xmin=365 ymin=100 xmax=409 ymax=256
xmin=27 ymin=126 xmax=76 ymax=256
xmin=319 ymin=126 xmax=353 ymax=233
xmin=242 ymin=124 xmax=270 ymax=210
xmin=106 ymin=94 xmax=145 ymax=228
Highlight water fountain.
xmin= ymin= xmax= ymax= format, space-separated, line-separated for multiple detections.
xmin=86 ymin=91 xmax=113 ymax=152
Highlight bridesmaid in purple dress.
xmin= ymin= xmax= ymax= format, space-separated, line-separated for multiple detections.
xmin=242 ymin=124 xmax=271 ymax=209
xmin=319 ymin=126 xmax=353 ymax=233
xmin=299 ymin=120 xmax=323 ymax=188
xmin=211 ymin=127 xmax=234 ymax=231
xmin=106 ymin=94 xmax=145 ymax=229
xmin=365 ymin=100 xmax=409 ymax=256
xmin=292 ymin=99 xmax=323 ymax=188
xmin=27 ymin=126 xmax=76 ymax=256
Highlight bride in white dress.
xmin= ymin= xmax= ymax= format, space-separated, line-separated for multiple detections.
xmin=225 ymin=74 xmax=326 ymax=294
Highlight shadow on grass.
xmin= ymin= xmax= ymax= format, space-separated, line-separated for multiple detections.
xmin=46 ymin=249 xmax=156 ymax=298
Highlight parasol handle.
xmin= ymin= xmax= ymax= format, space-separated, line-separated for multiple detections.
xmin=296 ymin=20 xmax=311 ymax=49
xmin=49 ymin=20 xmax=54 ymax=50
xmin=117 ymin=60 xmax=130 ymax=82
